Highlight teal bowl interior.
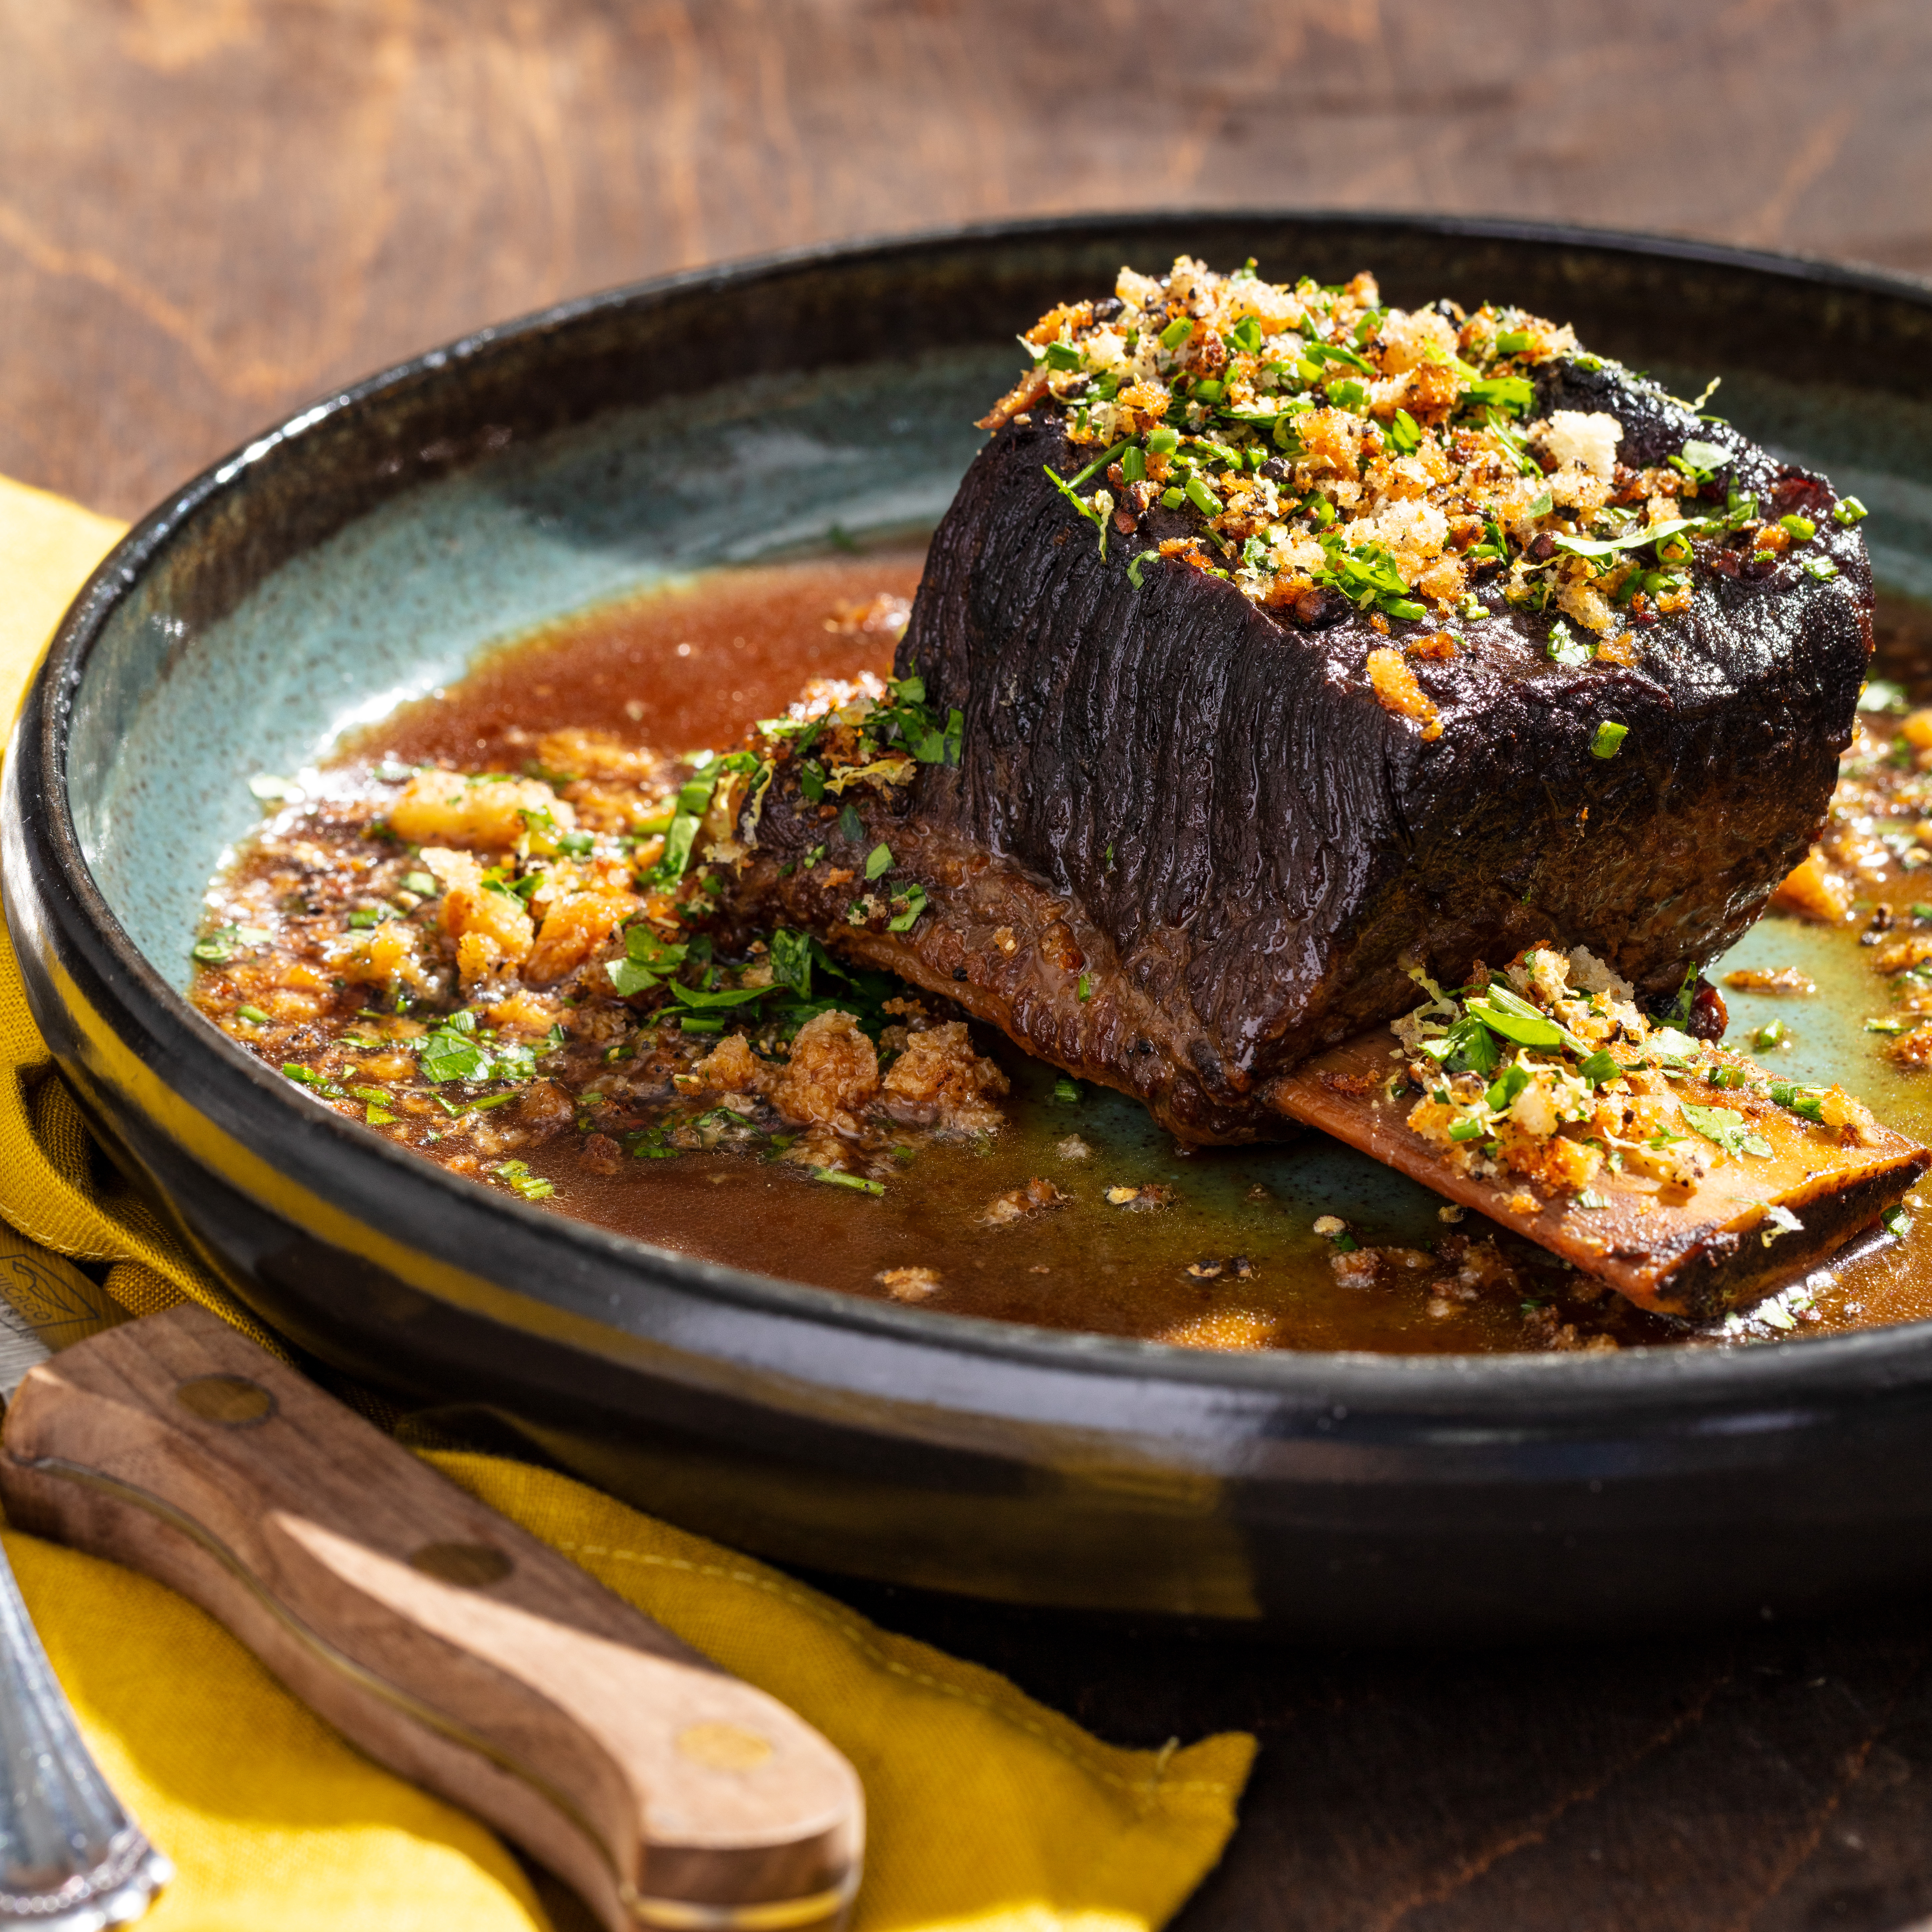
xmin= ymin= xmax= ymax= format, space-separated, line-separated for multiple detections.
xmin=74 ymin=349 xmax=1011 ymax=975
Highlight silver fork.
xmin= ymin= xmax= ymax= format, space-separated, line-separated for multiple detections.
xmin=0 ymin=1244 xmax=169 ymax=1929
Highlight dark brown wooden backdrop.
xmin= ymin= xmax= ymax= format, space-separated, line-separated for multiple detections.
xmin=6 ymin=0 xmax=1930 ymax=520
xmin=8 ymin=4 xmax=1932 ymax=1928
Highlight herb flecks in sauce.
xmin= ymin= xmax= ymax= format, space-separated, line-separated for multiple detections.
xmin=189 ymin=559 xmax=1932 ymax=1355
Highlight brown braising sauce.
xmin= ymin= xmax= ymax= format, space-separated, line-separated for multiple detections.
xmin=188 ymin=560 xmax=1932 ymax=1356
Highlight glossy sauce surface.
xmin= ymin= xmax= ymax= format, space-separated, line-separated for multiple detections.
xmin=243 ymin=562 xmax=1932 ymax=1355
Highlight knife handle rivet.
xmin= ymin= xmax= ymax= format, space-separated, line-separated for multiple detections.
xmin=675 ymin=1723 xmax=774 ymax=1771
xmin=407 ymin=1540 xmax=514 ymax=1588
xmin=173 ymin=1374 xmax=277 ymax=1427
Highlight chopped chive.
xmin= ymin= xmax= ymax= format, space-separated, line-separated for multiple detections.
xmin=1122 ymin=445 xmax=1146 ymax=483
xmin=1770 ymin=1080 xmax=1828 ymax=1124
xmin=1160 ymin=487 xmax=1186 ymax=510
xmin=1065 ymin=439 xmax=1132 ymax=490
xmin=1147 ymin=425 xmax=1179 ymax=456
xmin=1883 ymin=1204 xmax=1913 ymax=1238
xmin=1159 ymin=315 xmax=1194 ymax=351
xmin=1077 ymin=971 xmax=1093 ymax=1002
xmin=812 ymin=1166 xmax=885 ymax=1195
xmin=235 ymin=1004 xmax=271 ymax=1027
xmin=1803 ymin=556 xmax=1839 ymax=581
xmin=1184 ymin=476 xmax=1223 ymax=516
xmin=887 ymin=882 xmax=928 ymax=932
xmin=1051 ymin=1076 xmax=1081 ymax=1103
xmin=1590 ymin=720 xmax=1628 ymax=760
xmin=1127 ymin=549 xmax=1159 ymax=589
xmin=1779 ymin=514 xmax=1816 ymax=543
xmin=1834 ymin=496 xmax=1869 ymax=526
xmin=192 ymin=924 xmax=241 ymax=964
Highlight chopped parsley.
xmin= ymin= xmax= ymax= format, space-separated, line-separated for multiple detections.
xmin=1679 ymin=1103 xmax=1772 ymax=1160
xmin=608 ymin=926 xmax=688 ymax=997
xmin=1545 ymin=620 xmax=1593 ymax=668
xmin=986 ymin=260 xmax=1856 ymax=661
xmin=417 ymin=1013 xmax=493 ymax=1084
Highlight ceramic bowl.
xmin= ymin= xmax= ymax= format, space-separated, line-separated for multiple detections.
xmin=15 ymin=213 xmax=1932 ymax=1636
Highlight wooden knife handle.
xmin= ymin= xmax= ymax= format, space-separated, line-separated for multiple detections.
xmin=0 ymin=1305 xmax=863 ymax=1932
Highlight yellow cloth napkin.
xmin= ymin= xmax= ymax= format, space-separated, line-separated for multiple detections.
xmin=0 ymin=474 xmax=1255 ymax=1931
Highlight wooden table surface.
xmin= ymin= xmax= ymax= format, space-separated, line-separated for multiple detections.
xmin=8 ymin=4 xmax=1932 ymax=1927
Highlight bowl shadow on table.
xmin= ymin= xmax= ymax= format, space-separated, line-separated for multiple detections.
xmin=794 ymin=1568 xmax=1932 ymax=1932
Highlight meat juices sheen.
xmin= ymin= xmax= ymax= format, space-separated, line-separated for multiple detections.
xmin=733 ymin=361 xmax=1873 ymax=1144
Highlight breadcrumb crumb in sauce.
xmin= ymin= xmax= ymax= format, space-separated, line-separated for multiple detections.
xmin=183 ymin=256 xmax=1932 ymax=1357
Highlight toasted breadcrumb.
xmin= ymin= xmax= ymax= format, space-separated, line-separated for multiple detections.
xmin=769 ymin=1010 xmax=878 ymax=1133
xmin=1366 ymin=648 xmax=1444 ymax=741
xmin=879 ymin=1021 xmax=1009 ymax=1134
xmin=1773 ymin=850 xmax=1856 ymax=923
xmin=392 ymin=771 xmax=573 ymax=852
xmin=1724 ymin=967 xmax=1817 ymax=995
xmin=877 ymin=1266 xmax=941 ymax=1301
xmin=983 ymin=1177 xmax=1070 ymax=1225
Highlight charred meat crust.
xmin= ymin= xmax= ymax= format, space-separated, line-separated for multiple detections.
xmin=731 ymin=359 xmax=1872 ymax=1144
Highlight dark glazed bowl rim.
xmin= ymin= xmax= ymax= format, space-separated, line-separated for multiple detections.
xmin=23 ymin=207 xmax=1932 ymax=1421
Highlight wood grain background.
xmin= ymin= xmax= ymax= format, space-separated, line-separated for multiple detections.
xmin=7 ymin=5 xmax=1932 ymax=1929
xmin=5 ymin=0 xmax=1929 ymax=519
